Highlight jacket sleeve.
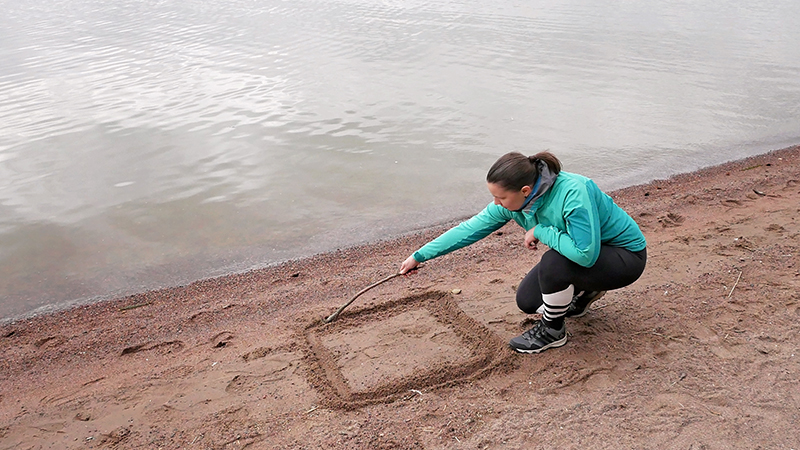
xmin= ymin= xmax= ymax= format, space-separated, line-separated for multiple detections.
xmin=533 ymin=187 xmax=601 ymax=267
xmin=413 ymin=203 xmax=511 ymax=263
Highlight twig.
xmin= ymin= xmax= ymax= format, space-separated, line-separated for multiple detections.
xmin=120 ymin=302 xmax=151 ymax=311
xmin=670 ymin=373 xmax=687 ymax=386
xmin=305 ymin=405 xmax=318 ymax=414
xmin=701 ymin=404 xmax=722 ymax=416
xmin=323 ymin=272 xmax=403 ymax=323
xmin=727 ymin=270 xmax=742 ymax=299
xmin=403 ymin=389 xmax=424 ymax=400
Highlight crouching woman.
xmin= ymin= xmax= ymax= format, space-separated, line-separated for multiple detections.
xmin=399 ymin=152 xmax=647 ymax=354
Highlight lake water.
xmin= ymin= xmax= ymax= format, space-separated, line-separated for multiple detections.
xmin=1 ymin=0 xmax=799 ymax=321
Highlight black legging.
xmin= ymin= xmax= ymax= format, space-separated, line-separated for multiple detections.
xmin=516 ymin=246 xmax=647 ymax=314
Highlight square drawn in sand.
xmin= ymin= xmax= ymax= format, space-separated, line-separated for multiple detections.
xmin=303 ymin=291 xmax=513 ymax=409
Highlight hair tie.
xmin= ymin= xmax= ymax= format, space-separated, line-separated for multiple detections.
xmin=529 ymin=156 xmax=540 ymax=164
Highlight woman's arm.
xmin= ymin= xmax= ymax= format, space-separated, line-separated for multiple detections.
xmin=411 ymin=203 xmax=512 ymax=263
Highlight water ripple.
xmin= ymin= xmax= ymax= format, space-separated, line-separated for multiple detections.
xmin=1 ymin=0 xmax=800 ymax=319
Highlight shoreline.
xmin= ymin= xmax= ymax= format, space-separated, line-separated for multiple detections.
xmin=2 ymin=144 xmax=799 ymax=449
xmin=3 ymin=144 xmax=797 ymax=327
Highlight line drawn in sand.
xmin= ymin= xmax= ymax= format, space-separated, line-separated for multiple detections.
xmin=301 ymin=291 xmax=516 ymax=409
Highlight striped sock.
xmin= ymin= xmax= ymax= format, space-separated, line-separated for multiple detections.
xmin=541 ymin=284 xmax=574 ymax=329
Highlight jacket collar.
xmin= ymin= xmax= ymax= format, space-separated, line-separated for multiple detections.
xmin=518 ymin=161 xmax=557 ymax=213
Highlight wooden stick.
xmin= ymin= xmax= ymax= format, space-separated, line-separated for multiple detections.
xmin=323 ymin=272 xmax=402 ymax=323
xmin=120 ymin=302 xmax=151 ymax=311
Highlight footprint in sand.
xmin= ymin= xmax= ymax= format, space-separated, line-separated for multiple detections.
xmin=34 ymin=335 xmax=67 ymax=349
xmin=30 ymin=421 xmax=67 ymax=433
xmin=121 ymin=340 xmax=184 ymax=356
xmin=692 ymin=324 xmax=738 ymax=359
xmin=187 ymin=304 xmax=245 ymax=324
xmin=721 ymin=199 xmax=748 ymax=208
xmin=225 ymin=353 xmax=300 ymax=393
xmin=657 ymin=212 xmax=685 ymax=228
xmin=557 ymin=367 xmax=611 ymax=390
xmin=240 ymin=344 xmax=295 ymax=362
xmin=679 ymin=193 xmax=715 ymax=204
xmin=210 ymin=331 xmax=234 ymax=349
xmin=241 ymin=346 xmax=271 ymax=362
xmin=580 ymin=370 xmax=619 ymax=391
xmin=765 ymin=224 xmax=786 ymax=233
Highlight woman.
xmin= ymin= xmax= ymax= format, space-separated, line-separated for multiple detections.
xmin=399 ymin=152 xmax=647 ymax=354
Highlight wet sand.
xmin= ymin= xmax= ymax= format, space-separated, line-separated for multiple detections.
xmin=1 ymin=145 xmax=799 ymax=449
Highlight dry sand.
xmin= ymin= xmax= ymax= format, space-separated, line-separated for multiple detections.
xmin=1 ymin=145 xmax=799 ymax=449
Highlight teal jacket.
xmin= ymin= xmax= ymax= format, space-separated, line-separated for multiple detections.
xmin=413 ymin=172 xmax=646 ymax=268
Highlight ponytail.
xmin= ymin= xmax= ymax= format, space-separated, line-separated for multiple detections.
xmin=487 ymin=151 xmax=561 ymax=191
xmin=533 ymin=151 xmax=561 ymax=175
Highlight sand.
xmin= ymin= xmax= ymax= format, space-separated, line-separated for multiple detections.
xmin=1 ymin=145 xmax=799 ymax=449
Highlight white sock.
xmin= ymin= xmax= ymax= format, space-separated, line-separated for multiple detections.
xmin=541 ymin=284 xmax=574 ymax=326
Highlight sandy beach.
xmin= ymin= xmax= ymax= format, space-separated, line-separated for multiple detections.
xmin=1 ymin=145 xmax=799 ymax=449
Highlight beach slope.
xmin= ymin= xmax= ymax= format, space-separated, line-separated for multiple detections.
xmin=2 ymin=146 xmax=799 ymax=449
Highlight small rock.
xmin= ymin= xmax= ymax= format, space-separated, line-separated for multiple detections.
xmin=452 ymin=289 xmax=462 ymax=295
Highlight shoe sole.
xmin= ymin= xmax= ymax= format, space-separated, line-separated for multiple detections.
xmin=510 ymin=335 xmax=568 ymax=354
xmin=569 ymin=291 xmax=606 ymax=318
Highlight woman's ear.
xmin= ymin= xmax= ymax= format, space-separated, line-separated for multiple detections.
xmin=521 ymin=185 xmax=532 ymax=197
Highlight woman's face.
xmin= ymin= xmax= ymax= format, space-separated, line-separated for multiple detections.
xmin=487 ymin=182 xmax=531 ymax=211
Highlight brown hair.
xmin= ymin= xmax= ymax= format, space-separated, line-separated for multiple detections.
xmin=486 ymin=151 xmax=561 ymax=191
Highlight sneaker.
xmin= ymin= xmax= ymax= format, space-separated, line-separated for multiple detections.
xmin=565 ymin=290 xmax=606 ymax=318
xmin=509 ymin=320 xmax=567 ymax=354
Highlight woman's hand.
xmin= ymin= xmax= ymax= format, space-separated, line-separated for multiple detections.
xmin=399 ymin=255 xmax=420 ymax=274
xmin=524 ymin=227 xmax=539 ymax=250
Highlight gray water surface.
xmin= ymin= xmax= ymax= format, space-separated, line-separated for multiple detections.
xmin=2 ymin=0 xmax=799 ymax=320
